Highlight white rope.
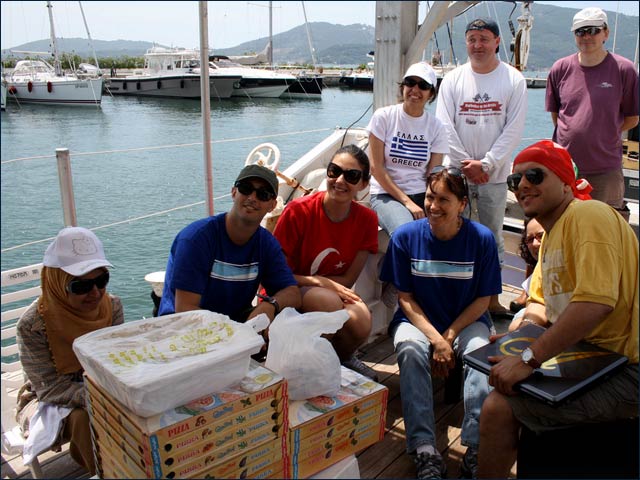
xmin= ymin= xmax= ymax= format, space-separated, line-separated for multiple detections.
xmin=0 ymin=127 xmax=334 ymax=164
xmin=1 ymin=193 xmax=232 ymax=253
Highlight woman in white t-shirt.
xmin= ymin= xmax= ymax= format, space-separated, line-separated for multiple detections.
xmin=366 ymin=62 xmax=450 ymax=236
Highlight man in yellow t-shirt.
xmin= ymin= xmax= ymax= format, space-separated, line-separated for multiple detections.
xmin=476 ymin=140 xmax=639 ymax=478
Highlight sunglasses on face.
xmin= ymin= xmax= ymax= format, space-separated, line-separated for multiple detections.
xmin=326 ymin=162 xmax=363 ymax=185
xmin=525 ymin=231 xmax=544 ymax=245
xmin=574 ymin=27 xmax=603 ymax=37
xmin=234 ymin=181 xmax=276 ymax=201
xmin=402 ymin=77 xmax=432 ymax=91
xmin=507 ymin=168 xmax=546 ymax=192
xmin=66 ymin=271 xmax=110 ymax=295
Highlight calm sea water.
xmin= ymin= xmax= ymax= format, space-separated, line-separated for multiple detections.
xmin=1 ymin=87 xmax=553 ymax=321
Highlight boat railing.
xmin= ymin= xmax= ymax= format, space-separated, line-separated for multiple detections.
xmin=1 ymin=127 xmax=335 ymax=256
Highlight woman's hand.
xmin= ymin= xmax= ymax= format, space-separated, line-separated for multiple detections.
xmin=317 ymin=276 xmax=361 ymax=304
xmin=405 ymin=199 xmax=425 ymax=220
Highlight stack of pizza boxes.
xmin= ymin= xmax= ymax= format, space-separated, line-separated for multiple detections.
xmin=85 ymin=361 xmax=289 ymax=479
xmin=287 ymin=366 xmax=388 ymax=478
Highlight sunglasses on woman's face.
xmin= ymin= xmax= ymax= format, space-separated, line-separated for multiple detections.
xmin=507 ymin=168 xmax=546 ymax=192
xmin=326 ymin=162 xmax=363 ymax=185
xmin=525 ymin=231 xmax=544 ymax=245
xmin=66 ymin=271 xmax=110 ymax=295
xmin=574 ymin=27 xmax=602 ymax=37
xmin=234 ymin=181 xmax=276 ymax=202
xmin=402 ymin=77 xmax=432 ymax=91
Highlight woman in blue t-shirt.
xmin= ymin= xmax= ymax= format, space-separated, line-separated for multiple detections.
xmin=380 ymin=166 xmax=502 ymax=479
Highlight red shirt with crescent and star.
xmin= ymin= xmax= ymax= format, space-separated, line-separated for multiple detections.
xmin=273 ymin=192 xmax=378 ymax=276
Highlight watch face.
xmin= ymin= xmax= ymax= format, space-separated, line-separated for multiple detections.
xmin=522 ymin=348 xmax=533 ymax=362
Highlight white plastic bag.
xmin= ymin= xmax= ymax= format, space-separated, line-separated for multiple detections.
xmin=265 ymin=307 xmax=349 ymax=400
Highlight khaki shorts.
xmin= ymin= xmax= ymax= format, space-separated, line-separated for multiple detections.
xmin=506 ymin=364 xmax=638 ymax=434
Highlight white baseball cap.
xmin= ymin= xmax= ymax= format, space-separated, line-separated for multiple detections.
xmin=571 ymin=7 xmax=608 ymax=32
xmin=43 ymin=227 xmax=112 ymax=277
xmin=403 ymin=62 xmax=437 ymax=88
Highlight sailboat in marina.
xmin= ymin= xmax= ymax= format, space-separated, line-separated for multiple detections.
xmin=5 ymin=1 xmax=103 ymax=106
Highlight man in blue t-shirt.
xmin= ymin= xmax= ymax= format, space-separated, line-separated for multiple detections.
xmin=158 ymin=164 xmax=300 ymax=323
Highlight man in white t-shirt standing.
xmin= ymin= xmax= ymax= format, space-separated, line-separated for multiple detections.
xmin=436 ymin=18 xmax=527 ymax=319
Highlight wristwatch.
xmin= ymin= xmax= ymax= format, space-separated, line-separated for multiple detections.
xmin=257 ymin=293 xmax=280 ymax=315
xmin=521 ymin=347 xmax=541 ymax=369
xmin=480 ymin=160 xmax=491 ymax=174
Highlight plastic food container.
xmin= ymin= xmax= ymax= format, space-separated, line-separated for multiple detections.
xmin=73 ymin=310 xmax=264 ymax=417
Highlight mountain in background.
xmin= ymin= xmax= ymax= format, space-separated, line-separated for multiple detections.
xmin=1 ymin=3 xmax=637 ymax=69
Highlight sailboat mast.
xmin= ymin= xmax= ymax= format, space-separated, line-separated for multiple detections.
xmin=268 ymin=1 xmax=273 ymax=67
xmin=46 ymin=1 xmax=62 ymax=76
xmin=301 ymin=1 xmax=318 ymax=68
xmin=78 ymin=1 xmax=100 ymax=71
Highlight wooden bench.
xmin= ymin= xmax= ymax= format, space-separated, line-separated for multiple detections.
xmin=1 ymin=263 xmax=44 ymax=478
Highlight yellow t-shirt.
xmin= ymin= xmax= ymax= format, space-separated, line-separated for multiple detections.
xmin=529 ymin=200 xmax=639 ymax=363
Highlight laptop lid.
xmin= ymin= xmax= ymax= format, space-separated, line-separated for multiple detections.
xmin=464 ymin=323 xmax=628 ymax=406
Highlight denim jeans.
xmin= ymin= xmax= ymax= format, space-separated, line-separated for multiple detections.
xmin=370 ymin=192 xmax=425 ymax=236
xmin=392 ymin=320 xmax=491 ymax=453
xmin=464 ymin=183 xmax=508 ymax=264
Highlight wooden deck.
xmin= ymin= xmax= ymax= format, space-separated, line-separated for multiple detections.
xmin=2 ymin=290 xmax=520 ymax=480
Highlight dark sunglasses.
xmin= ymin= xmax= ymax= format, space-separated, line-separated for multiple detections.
xmin=66 ymin=271 xmax=110 ymax=295
xmin=234 ymin=181 xmax=276 ymax=201
xmin=326 ymin=162 xmax=363 ymax=185
xmin=429 ymin=165 xmax=469 ymax=192
xmin=574 ymin=27 xmax=603 ymax=37
xmin=507 ymin=168 xmax=546 ymax=192
xmin=525 ymin=231 xmax=544 ymax=245
xmin=402 ymin=77 xmax=432 ymax=91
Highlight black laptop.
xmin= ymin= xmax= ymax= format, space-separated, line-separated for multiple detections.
xmin=464 ymin=323 xmax=628 ymax=406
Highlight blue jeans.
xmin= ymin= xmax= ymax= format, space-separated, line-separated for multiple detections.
xmin=465 ymin=183 xmax=507 ymax=264
xmin=370 ymin=192 xmax=425 ymax=236
xmin=392 ymin=320 xmax=491 ymax=453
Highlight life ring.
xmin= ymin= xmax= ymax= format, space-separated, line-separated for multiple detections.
xmin=47 ymin=81 xmax=52 ymax=93
xmin=157 ymin=80 xmax=162 ymax=89
xmin=27 ymin=81 xmax=33 ymax=92
xmin=8 ymin=86 xmax=17 ymax=94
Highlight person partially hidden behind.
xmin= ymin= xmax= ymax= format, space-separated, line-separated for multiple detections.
xmin=273 ymin=145 xmax=379 ymax=380
xmin=16 ymin=227 xmax=124 ymax=475
xmin=158 ymin=164 xmax=301 ymax=331
xmin=381 ymin=166 xmax=502 ymax=479
xmin=508 ymin=217 xmax=543 ymax=315
xmin=477 ymin=140 xmax=639 ymax=478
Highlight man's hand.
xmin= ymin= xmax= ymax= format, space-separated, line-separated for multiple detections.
xmin=461 ymin=159 xmax=489 ymax=184
xmin=487 ymin=354 xmax=534 ymax=395
xmin=431 ymin=337 xmax=455 ymax=378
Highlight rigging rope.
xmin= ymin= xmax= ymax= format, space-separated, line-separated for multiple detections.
xmin=1 ymin=194 xmax=232 ymax=253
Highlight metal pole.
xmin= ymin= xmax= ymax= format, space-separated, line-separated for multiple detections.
xmin=301 ymin=1 xmax=317 ymax=68
xmin=268 ymin=2 xmax=274 ymax=67
xmin=78 ymin=1 xmax=100 ymax=71
xmin=46 ymin=1 xmax=62 ymax=76
xmin=199 ymin=1 xmax=214 ymax=216
xmin=55 ymin=148 xmax=77 ymax=227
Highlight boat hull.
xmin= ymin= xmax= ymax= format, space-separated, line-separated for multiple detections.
xmin=107 ymin=75 xmax=239 ymax=99
xmin=281 ymin=76 xmax=324 ymax=99
xmin=6 ymin=77 xmax=103 ymax=106
xmin=338 ymin=74 xmax=374 ymax=90
xmin=231 ymin=78 xmax=291 ymax=98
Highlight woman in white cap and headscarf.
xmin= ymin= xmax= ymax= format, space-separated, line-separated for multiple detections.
xmin=15 ymin=227 xmax=123 ymax=476
xmin=366 ymin=61 xmax=450 ymax=237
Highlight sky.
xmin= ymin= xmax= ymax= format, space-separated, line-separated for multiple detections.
xmin=1 ymin=1 xmax=638 ymax=51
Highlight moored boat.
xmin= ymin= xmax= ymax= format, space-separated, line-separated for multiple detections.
xmin=5 ymin=1 xmax=103 ymax=107
xmin=107 ymin=47 xmax=240 ymax=99
xmin=280 ymin=73 xmax=324 ymax=99
xmin=208 ymin=55 xmax=296 ymax=98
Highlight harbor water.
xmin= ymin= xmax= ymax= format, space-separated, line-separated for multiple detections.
xmin=1 ymin=87 xmax=553 ymax=321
